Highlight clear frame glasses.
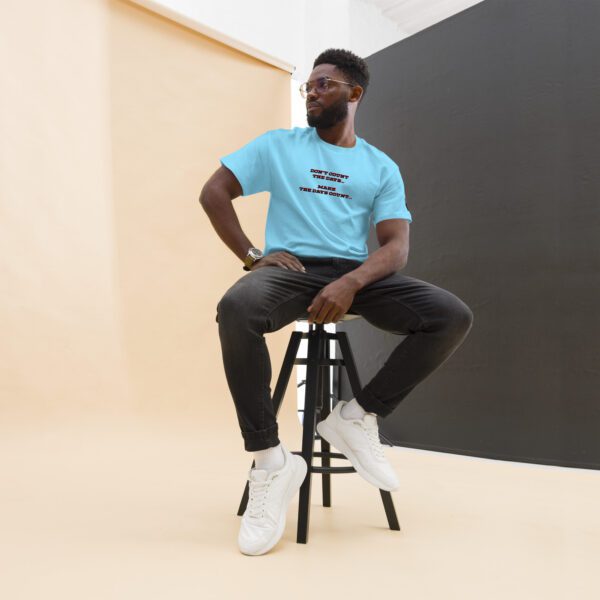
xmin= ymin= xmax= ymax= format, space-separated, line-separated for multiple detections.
xmin=299 ymin=76 xmax=354 ymax=98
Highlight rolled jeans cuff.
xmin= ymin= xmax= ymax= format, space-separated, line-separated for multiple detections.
xmin=241 ymin=423 xmax=280 ymax=452
xmin=355 ymin=388 xmax=393 ymax=418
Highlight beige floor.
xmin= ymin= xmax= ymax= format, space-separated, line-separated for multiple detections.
xmin=1 ymin=410 xmax=599 ymax=600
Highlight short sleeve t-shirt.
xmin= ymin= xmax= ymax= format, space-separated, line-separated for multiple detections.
xmin=219 ymin=126 xmax=412 ymax=262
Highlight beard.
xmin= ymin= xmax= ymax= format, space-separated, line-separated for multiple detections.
xmin=306 ymin=96 xmax=349 ymax=129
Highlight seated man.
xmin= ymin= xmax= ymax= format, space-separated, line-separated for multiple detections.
xmin=199 ymin=48 xmax=474 ymax=556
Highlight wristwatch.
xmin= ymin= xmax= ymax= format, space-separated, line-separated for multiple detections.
xmin=243 ymin=247 xmax=264 ymax=271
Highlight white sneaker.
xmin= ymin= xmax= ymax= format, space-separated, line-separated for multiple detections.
xmin=316 ymin=400 xmax=399 ymax=492
xmin=238 ymin=444 xmax=308 ymax=556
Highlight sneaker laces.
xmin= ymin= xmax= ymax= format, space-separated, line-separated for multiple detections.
xmin=247 ymin=476 xmax=275 ymax=519
xmin=357 ymin=419 xmax=386 ymax=461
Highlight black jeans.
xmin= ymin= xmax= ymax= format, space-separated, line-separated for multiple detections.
xmin=216 ymin=256 xmax=474 ymax=452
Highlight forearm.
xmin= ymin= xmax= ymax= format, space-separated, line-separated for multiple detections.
xmin=340 ymin=241 xmax=407 ymax=292
xmin=199 ymin=187 xmax=253 ymax=262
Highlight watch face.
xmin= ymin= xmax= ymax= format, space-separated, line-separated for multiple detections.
xmin=249 ymin=248 xmax=263 ymax=260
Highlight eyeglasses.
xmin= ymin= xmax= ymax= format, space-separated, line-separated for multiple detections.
xmin=299 ymin=76 xmax=355 ymax=98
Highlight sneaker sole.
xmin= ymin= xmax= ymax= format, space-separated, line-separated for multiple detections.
xmin=241 ymin=454 xmax=308 ymax=556
xmin=316 ymin=420 xmax=398 ymax=492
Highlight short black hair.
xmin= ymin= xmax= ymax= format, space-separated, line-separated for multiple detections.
xmin=313 ymin=48 xmax=370 ymax=107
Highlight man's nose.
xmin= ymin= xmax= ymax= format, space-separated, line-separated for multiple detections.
xmin=307 ymin=88 xmax=319 ymax=102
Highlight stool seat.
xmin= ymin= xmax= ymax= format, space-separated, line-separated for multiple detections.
xmin=296 ymin=313 xmax=362 ymax=323
xmin=236 ymin=311 xmax=400 ymax=544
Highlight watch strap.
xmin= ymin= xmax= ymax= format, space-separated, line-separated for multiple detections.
xmin=243 ymin=247 xmax=263 ymax=271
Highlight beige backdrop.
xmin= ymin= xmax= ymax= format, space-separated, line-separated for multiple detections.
xmin=1 ymin=0 xmax=299 ymax=446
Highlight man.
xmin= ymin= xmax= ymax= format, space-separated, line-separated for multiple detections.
xmin=200 ymin=48 xmax=474 ymax=556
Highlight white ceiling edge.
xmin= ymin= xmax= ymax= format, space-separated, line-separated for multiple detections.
xmin=369 ymin=0 xmax=485 ymax=36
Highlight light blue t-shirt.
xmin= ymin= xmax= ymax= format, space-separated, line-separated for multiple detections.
xmin=219 ymin=126 xmax=412 ymax=262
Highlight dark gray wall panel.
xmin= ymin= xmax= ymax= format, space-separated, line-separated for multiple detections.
xmin=339 ymin=0 xmax=600 ymax=469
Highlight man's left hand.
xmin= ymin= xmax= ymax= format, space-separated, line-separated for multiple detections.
xmin=307 ymin=278 xmax=359 ymax=324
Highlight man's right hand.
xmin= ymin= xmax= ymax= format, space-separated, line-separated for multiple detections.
xmin=251 ymin=252 xmax=306 ymax=272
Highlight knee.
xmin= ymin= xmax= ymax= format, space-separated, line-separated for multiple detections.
xmin=434 ymin=294 xmax=474 ymax=337
xmin=216 ymin=286 xmax=266 ymax=328
xmin=216 ymin=289 xmax=246 ymax=326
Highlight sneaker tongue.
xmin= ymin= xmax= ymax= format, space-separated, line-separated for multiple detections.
xmin=363 ymin=414 xmax=378 ymax=427
xmin=249 ymin=469 xmax=269 ymax=481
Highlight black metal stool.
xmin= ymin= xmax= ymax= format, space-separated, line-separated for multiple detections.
xmin=236 ymin=314 xmax=400 ymax=544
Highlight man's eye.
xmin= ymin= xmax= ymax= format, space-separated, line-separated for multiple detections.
xmin=305 ymin=77 xmax=328 ymax=94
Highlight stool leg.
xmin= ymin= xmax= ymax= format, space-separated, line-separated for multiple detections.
xmin=320 ymin=333 xmax=332 ymax=507
xmin=336 ymin=330 xmax=401 ymax=532
xmin=296 ymin=325 xmax=322 ymax=543
xmin=236 ymin=331 xmax=303 ymax=517
xmin=272 ymin=331 xmax=304 ymax=417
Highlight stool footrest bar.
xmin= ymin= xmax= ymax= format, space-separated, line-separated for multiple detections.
xmin=294 ymin=358 xmax=344 ymax=366
xmin=311 ymin=466 xmax=357 ymax=474
xmin=292 ymin=450 xmax=347 ymax=460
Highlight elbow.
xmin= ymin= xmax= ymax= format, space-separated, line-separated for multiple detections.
xmin=400 ymin=250 xmax=409 ymax=269
xmin=199 ymin=187 xmax=207 ymax=206
xmin=199 ymin=184 xmax=232 ymax=208
xmin=199 ymin=186 xmax=213 ymax=208
xmin=397 ymin=248 xmax=408 ymax=270
xmin=388 ymin=241 xmax=407 ymax=270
